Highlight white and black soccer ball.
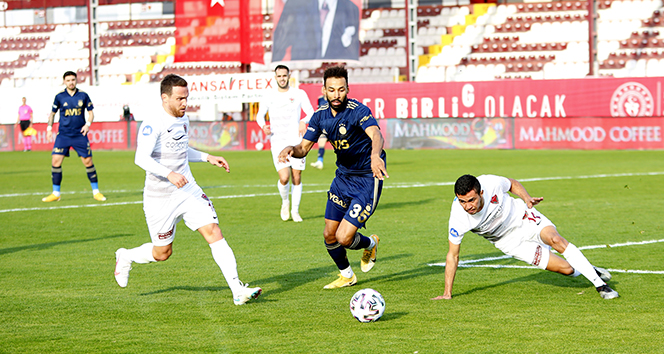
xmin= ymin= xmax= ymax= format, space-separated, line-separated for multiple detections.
xmin=349 ymin=288 xmax=385 ymax=323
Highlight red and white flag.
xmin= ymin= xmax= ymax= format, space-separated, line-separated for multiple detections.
xmin=175 ymin=0 xmax=263 ymax=64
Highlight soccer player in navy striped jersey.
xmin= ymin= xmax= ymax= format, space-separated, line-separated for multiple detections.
xmin=42 ymin=71 xmax=106 ymax=202
xmin=279 ymin=65 xmax=388 ymax=289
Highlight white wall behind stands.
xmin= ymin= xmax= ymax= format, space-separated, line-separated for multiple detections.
xmin=0 ymin=2 xmax=170 ymax=27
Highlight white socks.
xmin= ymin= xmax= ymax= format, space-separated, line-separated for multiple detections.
xmin=340 ymin=266 xmax=354 ymax=279
xmin=126 ymin=243 xmax=156 ymax=264
xmin=291 ymin=183 xmax=302 ymax=212
xmin=562 ymin=243 xmax=604 ymax=287
xmin=209 ymin=238 xmax=242 ymax=295
xmin=278 ymin=180 xmax=290 ymax=203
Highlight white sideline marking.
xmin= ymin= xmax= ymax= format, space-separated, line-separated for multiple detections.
xmin=428 ymin=239 xmax=664 ymax=275
xmin=2 ymin=171 xmax=664 ymax=213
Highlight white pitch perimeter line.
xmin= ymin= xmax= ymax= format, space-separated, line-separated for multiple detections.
xmin=3 ymin=171 xmax=664 ymax=213
xmin=452 ymin=264 xmax=664 ymax=275
xmin=428 ymin=238 xmax=664 ymax=275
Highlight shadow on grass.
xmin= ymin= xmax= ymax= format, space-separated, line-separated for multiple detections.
xmin=141 ymin=254 xmax=414 ymax=299
xmin=0 ymin=233 xmax=131 ymax=256
xmin=440 ymin=267 xmax=607 ymax=298
xmin=379 ymin=311 xmax=408 ymax=321
xmin=378 ymin=197 xmax=436 ymax=210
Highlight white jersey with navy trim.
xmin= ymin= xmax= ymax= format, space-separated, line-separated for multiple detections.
xmin=448 ymin=174 xmax=528 ymax=245
xmin=135 ymin=111 xmax=208 ymax=198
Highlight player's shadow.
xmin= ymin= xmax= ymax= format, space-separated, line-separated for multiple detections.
xmin=441 ymin=267 xmax=603 ymax=298
xmin=141 ymin=254 xmax=414 ymax=299
xmin=0 ymin=233 xmax=131 ymax=256
xmin=378 ymin=197 xmax=436 ymax=210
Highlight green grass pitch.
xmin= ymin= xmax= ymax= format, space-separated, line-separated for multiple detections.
xmin=1 ymin=149 xmax=663 ymax=353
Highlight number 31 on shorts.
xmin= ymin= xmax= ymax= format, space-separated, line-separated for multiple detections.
xmin=349 ymin=204 xmax=372 ymax=223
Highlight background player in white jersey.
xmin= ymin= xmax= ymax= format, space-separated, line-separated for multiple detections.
xmin=256 ymin=65 xmax=314 ymax=222
xmin=433 ymin=174 xmax=619 ymax=300
xmin=114 ymin=74 xmax=261 ymax=305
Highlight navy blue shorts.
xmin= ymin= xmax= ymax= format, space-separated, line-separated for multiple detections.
xmin=52 ymin=133 xmax=92 ymax=158
xmin=325 ymin=171 xmax=383 ymax=229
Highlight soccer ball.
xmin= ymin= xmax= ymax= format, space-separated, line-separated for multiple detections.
xmin=349 ymin=288 xmax=385 ymax=322
xmin=255 ymin=142 xmax=264 ymax=151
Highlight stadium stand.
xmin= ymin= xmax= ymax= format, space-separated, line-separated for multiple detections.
xmin=1 ymin=0 xmax=664 ymax=88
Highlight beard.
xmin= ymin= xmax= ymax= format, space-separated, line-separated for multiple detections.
xmin=327 ymin=96 xmax=348 ymax=112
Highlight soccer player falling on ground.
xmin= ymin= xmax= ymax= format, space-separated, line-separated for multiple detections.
xmin=114 ymin=74 xmax=261 ymax=305
xmin=432 ymin=174 xmax=619 ymax=301
xmin=42 ymin=71 xmax=106 ymax=202
xmin=256 ymin=65 xmax=314 ymax=222
xmin=278 ymin=65 xmax=388 ymax=289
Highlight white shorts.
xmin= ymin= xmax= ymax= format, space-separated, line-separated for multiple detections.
xmin=271 ymin=140 xmax=306 ymax=172
xmin=143 ymin=184 xmax=218 ymax=246
xmin=493 ymin=208 xmax=555 ymax=270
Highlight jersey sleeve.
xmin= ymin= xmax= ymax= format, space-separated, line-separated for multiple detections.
xmin=51 ymin=94 xmax=60 ymax=113
xmin=255 ymin=97 xmax=269 ymax=128
xmin=187 ymin=147 xmax=209 ymax=163
xmin=448 ymin=202 xmax=470 ymax=245
xmin=302 ymin=112 xmax=322 ymax=142
xmin=299 ymin=90 xmax=314 ymax=124
xmin=355 ymin=104 xmax=378 ymax=130
xmin=84 ymin=92 xmax=94 ymax=111
xmin=134 ymin=121 xmax=172 ymax=178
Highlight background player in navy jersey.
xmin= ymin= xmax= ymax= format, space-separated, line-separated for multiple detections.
xmin=278 ymin=65 xmax=388 ymax=289
xmin=42 ymin=71 xmax=106 ymax=202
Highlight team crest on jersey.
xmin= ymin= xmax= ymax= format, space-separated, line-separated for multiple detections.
xmin=339 ymin=124 xmax=347 ymax=136
xmin=289 ymin=97 xmax=294 ymax=103
xmin=183 ymin=124 xmax=188 ymax=133
xmin=490 ymin=195 xmax=498 ymax=204
xmin=78 ymin=100 xmax=83 ymax=107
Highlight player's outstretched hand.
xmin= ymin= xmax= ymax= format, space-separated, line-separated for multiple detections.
xmin=278 ymin=146 xmax=293 ymax=163
xmin=80 ymin=125 xmax=90 ymax=136
xmin=207 ymin=155 xmax=230 ymax=173
xmin=262 ymin=124 xmax=272 ymax=136
xmin=527 ymin=197 xmax=544 ymax=208
xmin=46 ymin=131 xmax=53 ymax=142
xmin=371 ymin=156 xmax=389 ymax=180
xmin=167 ymin=171 xmax=188 ymax=188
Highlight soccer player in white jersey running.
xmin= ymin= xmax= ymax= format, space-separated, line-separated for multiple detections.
xmin=433 ymin=174 xmax=619 ymax=301
xmin=256 ymin=65 xmax=314 ymax=222
xmin=114 ymin=74 xmax=261 ymax=305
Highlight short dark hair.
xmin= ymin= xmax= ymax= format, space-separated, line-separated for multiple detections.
xmin=63 ymin=71 xmax=77 ymax=79
xmin=161 ymin=74 xmax=188 ymax=96
xmin=455 ymin=174 xmax=481 ymax=196
xmin=275 ymin=64 xmax=290 ymax=73
xmin=323 ymin=65 xmax=348 ymax=87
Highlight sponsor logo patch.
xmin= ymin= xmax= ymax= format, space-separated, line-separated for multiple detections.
xmin=142 ymin=125 xmax=153 ymax=135
xmin=450 ymin=228 xmax=460 ymax=238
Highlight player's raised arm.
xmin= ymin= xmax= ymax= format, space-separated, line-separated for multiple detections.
xmin=365 ymin=126 xmax=388 ymax=180
xmin=508 ymin=178 xmax=543 ymax=208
